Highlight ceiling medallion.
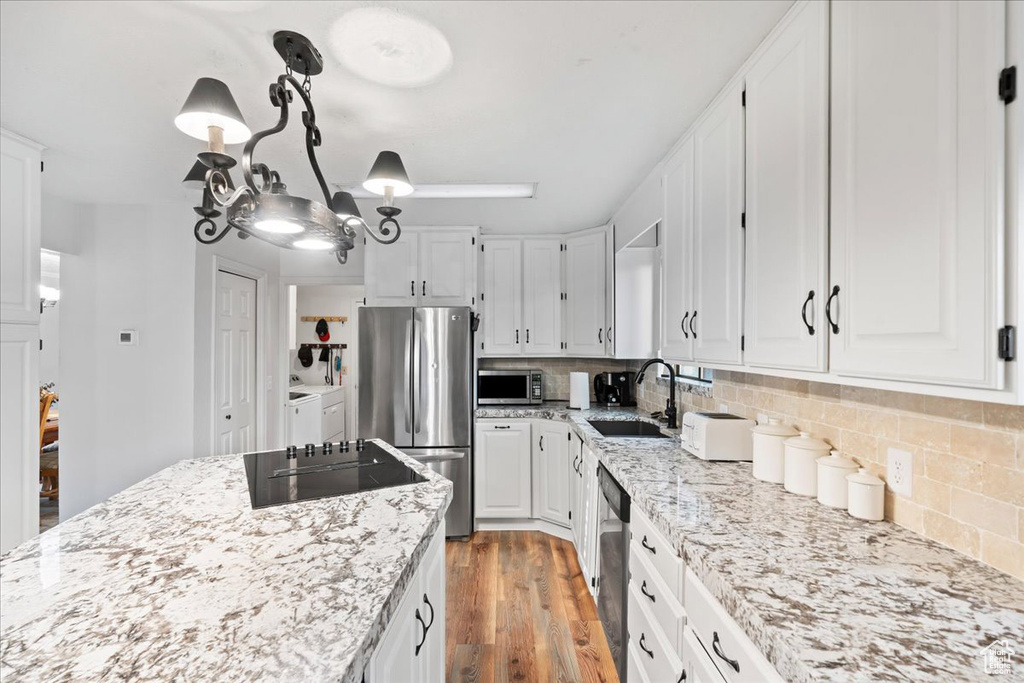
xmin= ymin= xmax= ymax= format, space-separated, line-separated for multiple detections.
xmin=174 ymin=31 xmax=412 ymax=264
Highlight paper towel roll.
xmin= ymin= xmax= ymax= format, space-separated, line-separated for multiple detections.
xmin=569 ymin=372 xmax=590 ymax=410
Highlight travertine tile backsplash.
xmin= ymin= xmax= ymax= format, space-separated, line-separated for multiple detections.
xmin=636 ymin=370 xmax=1024 ymax=580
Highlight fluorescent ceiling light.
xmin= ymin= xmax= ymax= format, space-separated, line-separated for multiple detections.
xmin=340 ymin=183 xmax=536 ymax=199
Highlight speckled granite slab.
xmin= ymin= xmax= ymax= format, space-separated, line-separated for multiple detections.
xmin=478 ymin=406 xmax=1024 ymax=682
xmin=0 ymin=440 xmax=452 ymax=683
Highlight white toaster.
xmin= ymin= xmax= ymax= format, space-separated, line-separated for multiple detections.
xmin=680 ymin=411 xmax=756 ymax=461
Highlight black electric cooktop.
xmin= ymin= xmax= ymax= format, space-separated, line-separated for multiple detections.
xmin=243 ymin=439 xmax=426 ymax=509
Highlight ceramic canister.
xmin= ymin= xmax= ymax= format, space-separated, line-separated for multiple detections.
xmin=847 ymin=468 xmax=885 ymax=521
xmin=817 ymin=450 xmax=859 ymax=508
xmin=751 ymin=418 xmax=798 ymax=484
xmin=784 ymin=432 xmax=831 ymax=496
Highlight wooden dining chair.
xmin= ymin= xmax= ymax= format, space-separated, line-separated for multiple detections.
xmin=39 ymin=391 xmax=58 ymax=500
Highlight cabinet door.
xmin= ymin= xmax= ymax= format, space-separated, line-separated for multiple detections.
xmin=744 ymin=0 xmax=829 ymax=372
xmin=661 ymin=138 xmax=695 ymax=361
xmin=569 ymin=434 xmax=583 ymax=542
xmin=693 ymin=86 xmax=745 ymax=365
xmin=615 ymin=247 xmax=659 ymax=359
xmin=578 ymin=447 xmax=600 ymax=595
xmin=482 ymin=240 xmax=522 ymax=355
xmin=830 ymin=0 xmax=1006 ymax=388
xmin=565 ymin=231 xmax=607 ymax=356
xmin=0 ymin=131 xmax=42 ymax=325
xmin=420 ymin=231 xmax=476 ymax=307
xmin=532 ymin=421 xmax=570 ymax=527
xmin=522 ymin=239 xmax=563 ymax=355
xmin=475 ymin=422 xmax=532 ymax=518
xmin=418 ymin=524 xmax=447 ymax=682
xmin=368 ymin=565 xmax=421 ymax=683
xmin=0 ymin=323 xmax=39 ymax=554
xmin=365 ymin=233 xmax=419 ymax=306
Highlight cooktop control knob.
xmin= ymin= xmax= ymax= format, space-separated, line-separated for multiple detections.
xmin=322 ymin=441 xmax=333 ymax=453
xmin=339 ymin=440 xmax=349 ymax=452
xmin=286 ymin=445 xmax=298 ymax=459
xmin=355 ymin=438 xmax=365 ymax=451
xmin=304 ymin=443 xmax=316 ymax=456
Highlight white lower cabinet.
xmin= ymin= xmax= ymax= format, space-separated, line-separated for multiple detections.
xmin=532 ymin=421 xmax=570 ymax=527
xmin=569 ymin=432 xmax=583 ymax=541
xmin=576 ymin=445 xmax=600 ymax=595
xmin=475 ymin=422 xmax=532 ymax=518
xmin=682 ymin=627 xmax=727 ymax=683
xmin=368 ymin=521 xmax=446 ymax=682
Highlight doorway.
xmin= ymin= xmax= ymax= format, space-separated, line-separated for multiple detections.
xmin=214 ymin=270 xmax=258 ymax=455
xmin=39 ymin=249 xmax=60 ymax=532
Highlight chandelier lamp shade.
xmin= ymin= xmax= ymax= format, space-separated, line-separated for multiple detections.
xmin=174 ymin=31 xmax=411 ymax=265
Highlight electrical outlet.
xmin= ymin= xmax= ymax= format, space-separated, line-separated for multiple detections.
xmin=887 ymin=447 xmax=913 ymax=498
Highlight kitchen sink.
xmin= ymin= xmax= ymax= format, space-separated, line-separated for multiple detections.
xmin=587 ymin=420 xmax=670 ymax=438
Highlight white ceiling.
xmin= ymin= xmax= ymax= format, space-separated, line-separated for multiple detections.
xmin=0 ymin=0 xmax=791 ymax=234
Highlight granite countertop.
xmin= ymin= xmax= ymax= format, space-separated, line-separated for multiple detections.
xmin=0 ymin=441 xmax=452 ymax=683
xmin=477 ymin=405 xmax=1024 ymax=682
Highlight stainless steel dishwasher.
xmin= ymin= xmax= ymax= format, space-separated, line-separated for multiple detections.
xmin=596 ymin=463 xmax=630 ymax=682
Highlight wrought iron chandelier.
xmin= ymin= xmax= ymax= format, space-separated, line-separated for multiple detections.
xmin=174 ymin=31 xmax=412 ymax=264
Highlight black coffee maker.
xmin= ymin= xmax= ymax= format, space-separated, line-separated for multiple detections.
xmin=593 ymin=372 xmax=637 ymax=406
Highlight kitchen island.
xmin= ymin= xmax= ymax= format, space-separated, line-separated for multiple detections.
xmin=0 ymin=440 xmax=451 ymax=682
xmin=478 ymin=403 xmax=1024 ymax=682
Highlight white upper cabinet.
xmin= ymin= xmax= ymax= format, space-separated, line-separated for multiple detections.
xmin=0 ymin=130 xmax=42 ymax=325
xmin=365 ymin=232 xmax=419 ymax=306
xmin=743 ymin=0 xmax=829 ymax=372
xmin=615 ymin=246 xmax=659 ymax=359
xmin=693 ymin=86 xmax=745 ymax=365
xmin=481 ymin=238 xmax=523 ymax=355
xmin=522 ymin=239 xmax=563 ymax=355
xmin=830 ymin=0 xmax=1006 ymax=388
xmin=419 ymin=231 xmax=476 ymax=307
xmin=661 ymin=138 xmax=695 ymax=362
xmin=365 ymin=228 xmax=477 ymax=307
xmin=565 ymin=229 xmax=608 ymax=356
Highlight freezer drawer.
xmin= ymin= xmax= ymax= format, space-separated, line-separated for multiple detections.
xmin=401 ymin=447 xmax=472 ymax=538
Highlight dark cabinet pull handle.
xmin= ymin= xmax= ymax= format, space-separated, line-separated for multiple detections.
xmin=598 ymin=328 xmax=603 ymax=343
xmin=641 ymin=535 xmax=657 ymax=554
xmin=825 ymin=285 xmax=840 ymax=334
xmin=712 ymin=632 xmax=740 ymax=672
xmin=678 ymin=671 xmax=687 ymax=682
xmin=607 ymin=327 xmax=612 ymax=343
xmin=526 ymin=329 xmax=530 ymax=343
xmin=423 ymin=593 xmax=435 ymax=630
xmin=225 ymin=415 xmax=232 ymax=420
xmin=690 ymin=310 xmax=697 ymax=338
xmin=494 ymin=425 xmax=511 ymax=430
xmin=801 ymin=290 xmax=816 ymax=335
xmin=414 ymin=608 xmax=427 ymax=656
xmin=640 ymin=580 xmax=656 ymax=603
xmin=515 ymin=329 xmax=519 ymax=344
xmin=540 ymin=435 xmax=544 ymax=451
xmin=682 ymin=312 xmax=690 ymax=339
xmin=422 ymin=280 xmax=426 ymax=296
xmin=410 ymin=280 xmax=415 ymax=296
xmin=639 ymin=633 xmax=654 ymax=659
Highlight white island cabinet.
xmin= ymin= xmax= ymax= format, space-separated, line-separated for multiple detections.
xmin=368 ymin=521 xmax=446 ymax=683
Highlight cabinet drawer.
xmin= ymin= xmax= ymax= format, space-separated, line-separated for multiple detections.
xmin=629 ymin=543 xmax=685 ymax=652
xmin=684 ymin=569 xmax=782 ymax=683
xmin=628 ymin=582 xmax=684 ymax=683
xmin=627 ymin=640 xmax=652 ymax=683
xmin=683 ymin=627 xmax=727 ymax=683
xmin=631 ymin=506 xmax=683 ymax=602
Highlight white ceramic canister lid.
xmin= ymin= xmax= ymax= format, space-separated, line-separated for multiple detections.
xmin=752 ymin=418 xmax=798 ymax=437
xmin=784 ymin=431 xmax=831 ymax=453
xmin=818 ymin=450 xmax=858 ymax=471
xmin=846 ymin=468 xmax=884 ymax=487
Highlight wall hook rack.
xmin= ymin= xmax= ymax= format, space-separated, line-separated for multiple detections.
xmin=300 ymin=316 xmax=347 ymax=323
xmin=299 ymin=343 xmax=347 ymax=349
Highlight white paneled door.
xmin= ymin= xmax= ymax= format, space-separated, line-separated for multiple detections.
xmin=419 ymin=231 xmax=475 ymax=307
xmin=522 ymin=239 xmax=563 ymax=355
xmin=482 ymin=239 xmax=523 ymax=356
xmin=661 ymin=137 xmax=695 ymax=362
xmin=565 ymin=231 xmax=607 ymax=356
xmin=693 ymin=85 xmax=745 ymax=365
xmin=830 ymin=0 xmax=1006 ymax=388
xmin=743 ymin=0 xmax=829 ymax=371
xmin=365 ymin=233 xmax=419 ymax=306
xmin=0 ymin=324 xmax=39 ymax=554
xmin=215 ymin=271 xmax=257 ymax=455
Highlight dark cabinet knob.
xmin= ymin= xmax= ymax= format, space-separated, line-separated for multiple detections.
xmin=225 ymin=414 xmax=231 ymax=420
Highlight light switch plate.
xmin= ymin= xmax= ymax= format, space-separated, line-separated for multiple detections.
xmin=887 ymin=447 xmax=913 ymax=497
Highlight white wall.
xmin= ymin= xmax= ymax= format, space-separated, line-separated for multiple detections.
xmin=58 ymin=203 xmax=196 ymax=520
xmin=40 ymin=193 xmax=82 ymax=255
xmin=279 ymin=225 xmax=366 ymax=282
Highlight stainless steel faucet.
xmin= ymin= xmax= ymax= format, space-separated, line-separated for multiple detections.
xmin=635 ymin=358 xmax=678 ymax=429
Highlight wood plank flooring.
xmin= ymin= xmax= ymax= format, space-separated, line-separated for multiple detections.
xmin=446 ymin=531 xmax=619 ymax=683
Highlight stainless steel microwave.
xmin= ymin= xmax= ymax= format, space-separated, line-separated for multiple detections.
xmin=477 ymin=370 xmax=543 ymax=405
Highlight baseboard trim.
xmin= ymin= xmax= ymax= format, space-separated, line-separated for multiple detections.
xmin=474 ymin=518 xmax=574 ymax=542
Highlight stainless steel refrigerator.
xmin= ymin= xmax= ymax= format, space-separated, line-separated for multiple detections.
xmin=357 ymin=307 xmax=473 ymax=537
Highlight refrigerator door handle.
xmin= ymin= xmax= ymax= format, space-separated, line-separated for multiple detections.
xmin=413 ymin=317 xmax=422 ymax=435
xmin=412 ymin=450 xmax=466 ymax=462
xmin=404 ymin=318 xmax=413 ymax=436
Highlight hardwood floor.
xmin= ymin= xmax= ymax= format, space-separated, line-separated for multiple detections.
xmin=446 ymin=531 xmax=619 ymax=683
